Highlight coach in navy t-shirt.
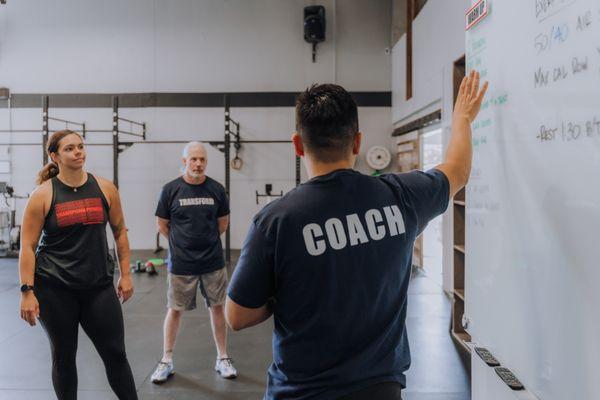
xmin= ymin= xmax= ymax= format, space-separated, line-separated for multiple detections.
xmin=226 ymin=73 xmax=488 ymax=399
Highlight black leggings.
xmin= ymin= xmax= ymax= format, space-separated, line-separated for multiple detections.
xmin=36 ymin=279 xmax=138 ymax=400
xmin=338 ymin=382 xmax=402 ymax=400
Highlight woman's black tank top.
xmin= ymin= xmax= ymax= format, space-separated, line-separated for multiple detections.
xmin=35 ymin=173 xmax=114 ymax=289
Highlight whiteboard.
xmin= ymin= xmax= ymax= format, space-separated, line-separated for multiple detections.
xmin=465 ymin=1 xmax=600 ymax=399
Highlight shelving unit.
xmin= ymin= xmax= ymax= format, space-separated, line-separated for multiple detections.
xmin=450 ymin=55 xmax=471 ymax=355
xmin=451 ymin=187 xmax=470 ymax=352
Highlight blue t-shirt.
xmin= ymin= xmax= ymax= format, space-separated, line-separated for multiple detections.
xmin=155 ymin=176 xmax=229 ymax=275
xmin=228 ymin=168 xmax=449 ymax=400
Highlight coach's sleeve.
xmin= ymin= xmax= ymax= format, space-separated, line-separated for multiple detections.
xmin=227 ymin=221 xmax=275 ymax=308
xmin=382 ymin=169 xmax=450 ymax=236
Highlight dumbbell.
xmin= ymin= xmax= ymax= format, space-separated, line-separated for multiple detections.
xmin=130 ymin=260 xmax=146 ymax=274
xmin=145 ymin=261 xmax=158 ymax=276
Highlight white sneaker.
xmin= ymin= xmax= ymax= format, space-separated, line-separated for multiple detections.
xmin=215 ymin=357 xmax=237 ymax=379
xmin=151 ymin=361 xmax=174 ymax=384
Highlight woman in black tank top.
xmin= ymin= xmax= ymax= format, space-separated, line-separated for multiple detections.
xmin=18 ymin=130 xmax=138 ymax=400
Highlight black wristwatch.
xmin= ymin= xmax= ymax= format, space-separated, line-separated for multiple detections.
xmin=20 ymin=284 xmax=34 ymax=293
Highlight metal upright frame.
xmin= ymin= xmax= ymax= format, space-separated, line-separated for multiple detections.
xmin=112 ymin=96 xmax=146 ymax=187
xmin=3 ymin=97 xmax=302 ymax=261
xmin=219 ymin=100 xmax=302 ymax=265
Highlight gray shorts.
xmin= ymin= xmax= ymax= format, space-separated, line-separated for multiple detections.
xmin=167 ymin=268 xmax=228 ymax=310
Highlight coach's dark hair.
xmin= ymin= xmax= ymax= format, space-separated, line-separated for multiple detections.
xmin=295 ymin=84 xmax=359 ymax=162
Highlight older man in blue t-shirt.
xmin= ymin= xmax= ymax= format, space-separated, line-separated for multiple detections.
xmin=226 ymin=72 xmax=488 ymax=400
xmin=151 ymin=142 xmax=237 ymax=383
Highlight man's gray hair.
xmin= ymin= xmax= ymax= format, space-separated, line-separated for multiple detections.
xmin=182 ymin=141 xmax=206 ymax=158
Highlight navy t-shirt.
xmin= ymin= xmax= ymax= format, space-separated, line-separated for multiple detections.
xmin=155 ymin=176 xmax=229 ymax=275
xmin=228 ymin=168 xmax=449 ymax=400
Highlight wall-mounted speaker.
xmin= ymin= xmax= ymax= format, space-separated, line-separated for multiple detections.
xmin=303 ymin=6 xmax=326 ymax=62
xmin=303 ymin=6 xmax=326 ymax=44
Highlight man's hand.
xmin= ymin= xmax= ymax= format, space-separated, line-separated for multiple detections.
xmin=454 ymin=70 xmax=488 ymax=123
xmin=436 ymin=70 xmax=489 ymax=197
xmin=117 ymin=275 xmax=134 ymax=303
xmin=20 ymin=292 xmax=40 ymax=326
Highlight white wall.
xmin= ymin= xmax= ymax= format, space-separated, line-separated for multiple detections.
xmin=391 ymin=0 xmax=468 ymax=292
xmin=0 ymin=0 xmax=393 ymax=249
xmin=0 ymin=0 xmax=391 ymax=92
xmin=392 ymin=0 xmax=468 ymax=124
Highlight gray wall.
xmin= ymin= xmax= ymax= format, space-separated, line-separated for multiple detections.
xmin=0 ymin=0 xmax=393 ymax=249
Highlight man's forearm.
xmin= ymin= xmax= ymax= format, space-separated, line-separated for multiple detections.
xmin=445 ymin=116 xmax=473 ymax=183
xmin=257 ymin=300 xmax=274 ymax=324
xmin=218 ymin=216 xmax=229 ymax=235
xmin=226 ymin=299 xmax=274 ymax=331
xmin=158 ymin=226 xmax=169 ymax=239
xmin=245 ymin=305 xmax=273 ymax=329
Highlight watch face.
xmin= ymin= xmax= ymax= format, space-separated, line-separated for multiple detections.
xmin=20 ymin=284 xmax=32 ymax=292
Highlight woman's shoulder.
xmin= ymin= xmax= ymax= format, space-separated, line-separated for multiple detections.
xmin=91 ymin=174 xmax=116 ymax=191
xmin=89 ymin=174 xmax=117 ymax=208
xmin=26 ymin=180 xmax=53 ymax=215
xmin=30 ymin=180 xmax=53 ymax=199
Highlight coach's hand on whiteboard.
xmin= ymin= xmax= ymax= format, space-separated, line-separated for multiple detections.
xmin=437 ymin=70 xmax=489 ymax=198
xmin=454 ymin=70 xmax=488 ymax=123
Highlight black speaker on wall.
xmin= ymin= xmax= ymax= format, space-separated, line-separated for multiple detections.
xmin=303 ymin=5 xmax=325 ymax=62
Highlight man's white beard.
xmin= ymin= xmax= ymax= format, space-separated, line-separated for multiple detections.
xmin=186 ymin=170 xmax=202 ymax=179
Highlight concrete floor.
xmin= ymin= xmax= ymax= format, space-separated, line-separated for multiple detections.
xmin=0 ymin=251 xmax=469 ymax=400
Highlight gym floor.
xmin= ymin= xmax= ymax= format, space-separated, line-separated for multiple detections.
xmin=0 ymin=251 xmax=469 ymax=400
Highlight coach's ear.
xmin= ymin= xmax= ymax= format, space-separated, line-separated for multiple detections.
xmin=292 ymin=133 xmax=304 ymax=157
xmin=352 ymin=132 xmax=362 ymax=155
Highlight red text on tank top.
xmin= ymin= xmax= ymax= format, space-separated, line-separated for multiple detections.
xmin=55 ymin=198 xmax=105 ymax=228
